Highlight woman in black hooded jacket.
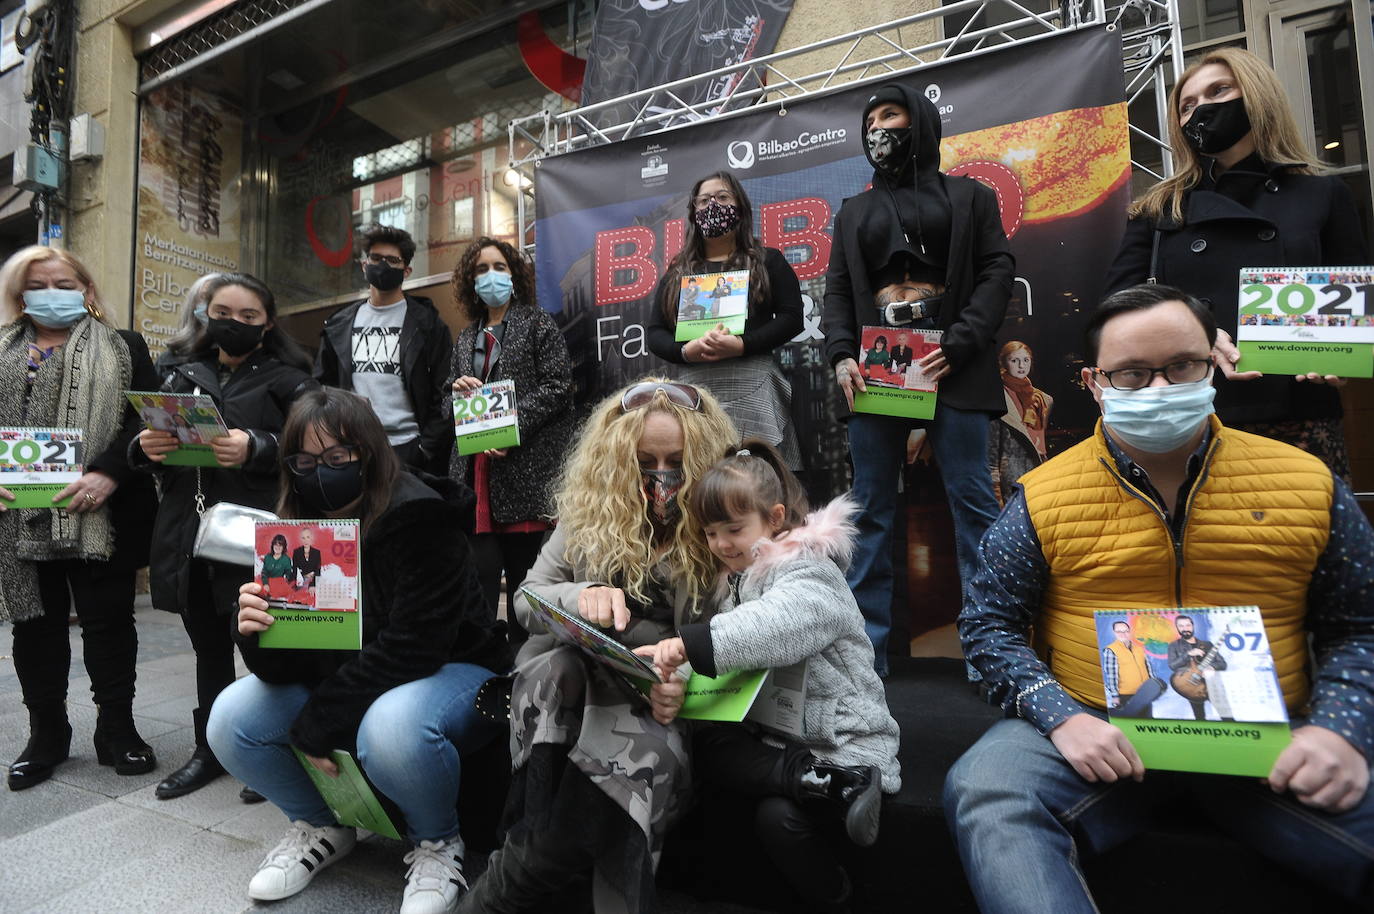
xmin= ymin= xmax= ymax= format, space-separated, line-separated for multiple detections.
xmin=821 ymin=85 xmax=1014 ymax=676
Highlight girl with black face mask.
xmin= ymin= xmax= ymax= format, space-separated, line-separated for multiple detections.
xmin=211 ymin=387 xmax=510 ymax=912
xmin=1104 ymin=47 xmax=1369 ymax=480
xmin=133 ymin=272 xmax=317 ymax=802
xmin=645 ymin=171 xmax=806 ymax=472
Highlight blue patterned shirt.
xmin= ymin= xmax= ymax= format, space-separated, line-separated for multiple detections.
xmin=960 ymin=433 xmax=1374 ymax=760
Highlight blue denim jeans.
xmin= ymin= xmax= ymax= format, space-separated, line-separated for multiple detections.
xmin=944 ymin=719 xmax=1374 ymax=912
xmin=206 ymin=663 xmax=499 ymax=842
xmin=847 ymin=404 xmax=1000 ymax=674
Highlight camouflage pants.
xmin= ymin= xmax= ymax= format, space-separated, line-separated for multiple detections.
xmin=510 ymin=645 xmax=691 ymax=859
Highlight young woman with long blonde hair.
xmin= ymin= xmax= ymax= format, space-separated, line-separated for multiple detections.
xmin=1103 ymin=46 xmax=1368 ymax=477
xmin=459 ymin=379 xmax=737 ymax=914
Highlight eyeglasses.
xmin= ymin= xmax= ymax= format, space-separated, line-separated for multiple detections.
xmin=285 ymin=444 xmax=359 ymax=475
xmin=364 ymin=253 xmax=406 ymax=268
xmin=692 ymin=191 xmax=736 ymax=209
xmin=1093 ymin=358 xmax=1213 ymax=391
xmin=620 ymin=382 xmax=702 ymax=412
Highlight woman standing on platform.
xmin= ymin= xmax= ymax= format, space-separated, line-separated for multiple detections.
xmin=133 ymin=272 xmax=316 ymax=801
xmin=449 ymin=236 xmax=574 ymax=649
xmin=1 ymin=245 xmax=160 ymax=790
xmin=822 ymin=85 xmax=1014 ymax=676
xmin=1103 ymin=46 xmax=1369 ymax=479
xmin=646 ymin=171 xmax=804 ymax=468
xmin=458 ymin=379 xmax=738 ymax=914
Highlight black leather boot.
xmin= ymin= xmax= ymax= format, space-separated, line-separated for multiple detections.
xmin=7 ymin=706 xmax=72 ymax=791
xmin=798 ymin=761 xmax=882 ymax=847
xmin=93 ymin=707 xmax=156 ymax=776
xmin=156 ymin=744 xmax=224 ymax=799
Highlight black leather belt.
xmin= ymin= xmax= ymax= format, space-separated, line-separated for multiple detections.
xmin=882 ymin=294 xmax=942 ymax=326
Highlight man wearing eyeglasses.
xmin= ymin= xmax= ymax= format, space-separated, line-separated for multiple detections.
xmin=315 ymin=223 xmax=453 ymax=473
xmin=944 ymin=283 xmax=1374 ymax=913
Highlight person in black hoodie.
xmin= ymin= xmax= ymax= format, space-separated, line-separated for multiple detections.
xmin=208 ymin=388 xmax=510 ymax=913
xmin=133 ymin=273 xmax=318 ymax=800
xmin=822 ymin=85 xmax=1014 ymax=676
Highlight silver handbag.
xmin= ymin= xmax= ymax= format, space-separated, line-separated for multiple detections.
xmin=191 ymin=470 xmax=277 ymax=566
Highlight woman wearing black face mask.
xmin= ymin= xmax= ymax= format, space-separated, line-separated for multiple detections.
xmin=1104 ymin=47 xmax=1369 ymax=478
xmin=132 ymin=272 xmax=317 ymax=801
xmin=209 ymin=388 xmax=510 ymax=911
xmin=646 ymin=171 xmax=805 ymax=469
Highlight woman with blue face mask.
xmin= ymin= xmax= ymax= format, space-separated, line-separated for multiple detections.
xmin=0 ymin=245 xmax=162 ymax=791
xmin=448 ymin=237 xmax=575 ymax=649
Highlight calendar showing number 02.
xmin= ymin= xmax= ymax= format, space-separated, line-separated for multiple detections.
xmin=453 ymin=379 xmax=521 ymax=457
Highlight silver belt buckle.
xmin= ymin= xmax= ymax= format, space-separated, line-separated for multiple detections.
xmin=883 ymin=300 xmax=921 ymax=325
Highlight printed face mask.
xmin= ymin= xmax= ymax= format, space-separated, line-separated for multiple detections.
xmin=22 ymin=289 xmax=89 ymax=329
xmin=1099 ymin=377 xmax=1216 ymax=454
xmin=642 ymin=467 xmax=684 ymax=531
xmin=1182 ymin=96 xmax=1251 ymax=156
xmin=292 ymin=462 xmax=365 ymax=512
xmin=206 ymin=317 xmax=266 ymax=357
xmin=475 ymin=270 xmax=514 ymax=308
xmin=692 ymin=200 xmax=741 ymax=239
xmin=364 ymin=262 xmax=406 ymax=292
xmin=866 ymin=126 xmax=913 ymax=177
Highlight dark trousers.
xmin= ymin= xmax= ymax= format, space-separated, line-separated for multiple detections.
xmin=181 ymin=562 xmax=239 ymax=747
xmin=469 ymin=530 xmax=545 ymax=647
xmin=693 ymin=725 xmax=850 ymax=912
xmin=12 ymin=559 xmax=139 ymax=714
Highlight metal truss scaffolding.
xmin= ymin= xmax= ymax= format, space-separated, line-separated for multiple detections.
xmin=508 ymin=0 xmax=1184 ymax=252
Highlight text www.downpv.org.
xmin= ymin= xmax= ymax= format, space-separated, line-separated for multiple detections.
xmin=1135 ymin=722 xmax=1263 ymax=741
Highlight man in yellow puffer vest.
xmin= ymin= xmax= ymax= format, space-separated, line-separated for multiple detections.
xmin=944 ymin=285 xmax=1374 ymax=913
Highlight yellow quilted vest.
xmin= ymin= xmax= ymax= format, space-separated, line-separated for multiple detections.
xmin=1021 ymin=417 xmax=1331 ymax=712
xmin=1104 ymin=639 xmax=1151 ymax=696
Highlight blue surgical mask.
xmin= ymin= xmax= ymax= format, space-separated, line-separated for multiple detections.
xmin=193 ymin=304 xmax=208 ymax=324
xmin=22 ymin=289 xmax=90 ymax=329
xmin=475 ymin=270 xmax=513 ymax=308
xmin=1099 ymin=377 xmax=1216 ymax=454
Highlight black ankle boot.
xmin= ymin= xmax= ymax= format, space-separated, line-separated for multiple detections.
xmin=155 ymin=745 xmax=223 ymax=800
xmin=93 ymin=708 xmax=156 ymax=776
xmin=798 ymin=761 xmax=882 ymax=847
xmin=7 ymin=707 xmax=72 ymax=791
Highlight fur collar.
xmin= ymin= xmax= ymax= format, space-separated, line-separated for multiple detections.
xmin=731 ymin=495 xmax=859 ymax=592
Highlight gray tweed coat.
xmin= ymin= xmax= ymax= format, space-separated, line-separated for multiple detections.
xmin=447 ymin=304 xmax=575 ymax=524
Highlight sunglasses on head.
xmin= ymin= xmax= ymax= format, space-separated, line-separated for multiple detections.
xmin=619 ymin=381 xmax=702 ymax=413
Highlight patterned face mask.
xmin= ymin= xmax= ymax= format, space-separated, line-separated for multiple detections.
xmin=641 ymin=467 xmax=684 ymax=531
xmin=866 ymin=126 xmax=912 ymax=177
xmin=692 ymin=200 xmax=741 ymax=239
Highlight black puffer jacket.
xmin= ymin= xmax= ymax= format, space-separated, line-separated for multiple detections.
xmin=234 ymin=472 xmax=513 ymax=756
xmin=133 ymin=349 xmax=316 ymax=615
xmin=1103 ymin=154 xmax=1369 ymax=425
xmin=822 ymin=84 xmax=1015 ymax=415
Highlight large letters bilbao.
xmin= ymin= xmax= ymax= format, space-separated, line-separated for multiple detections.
xmin=593 ymin=196 xmax=833 ymax=306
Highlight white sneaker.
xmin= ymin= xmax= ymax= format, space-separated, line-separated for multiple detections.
xmin=400 ymin=836 xmax=468 ymax=914
xmin=247 ymin=820 xmax=356 ymax=901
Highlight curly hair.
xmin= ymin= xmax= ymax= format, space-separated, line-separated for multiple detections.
xmin=552 ymin=379 xmax=738 ymax=613
xmin=451 ymin=237 xmax=536 ymax=327
xmin=0 ymin=245 xmax=107 ymax=325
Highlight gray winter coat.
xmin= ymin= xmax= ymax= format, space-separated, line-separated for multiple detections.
xmin=678 ymin=496 xmax=902 ymax=791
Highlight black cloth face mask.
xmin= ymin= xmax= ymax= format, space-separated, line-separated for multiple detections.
xmin=364 ymin=262 xmax=405 ymax=292
xmin=292 ymin=462 xmax=365 ymax=513
xmin=1182 ymin=96 xmax=1252 ymax=156
xmin=866 ymin=126 xmax=913 ymax=178
xmin=207 ymin=318 xmax=266 ymax=357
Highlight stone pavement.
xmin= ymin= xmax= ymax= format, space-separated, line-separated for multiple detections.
xmin=0 ymin=598 xmax=763 ymax=914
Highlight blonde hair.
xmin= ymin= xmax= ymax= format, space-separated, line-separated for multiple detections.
xmin=0 ymin=246 xmax=107 ymax=325
xmin=1132 ymin=47 xmax=1324 ymax=224
xmin=552 ymin=378 xmax=738 ymax=609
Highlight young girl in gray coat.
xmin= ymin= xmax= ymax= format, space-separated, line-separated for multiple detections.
xmin=636 ymin=439 xmax=900 ymax=914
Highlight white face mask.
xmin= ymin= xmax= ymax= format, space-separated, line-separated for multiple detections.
xmin=1098 ymin=377 xmax=1216 ymax=454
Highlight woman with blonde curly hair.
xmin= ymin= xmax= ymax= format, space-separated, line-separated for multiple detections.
xmin=459 ymin=379 xmax=737 ymax=914
xmin=1103 ymin=46 xmax=1368 ymax=477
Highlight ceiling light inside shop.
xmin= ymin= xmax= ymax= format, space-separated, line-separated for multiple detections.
xmin=1323 ymin=140 xmax=1340 ymax=150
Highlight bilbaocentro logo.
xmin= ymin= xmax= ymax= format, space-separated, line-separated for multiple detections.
xmin=925 ymin=82 xmax=954 ymax=117
xmin=726 ymin=141 xmax=755 ymax=169
xmin=751 ymin=127 xmax=848 ymax=164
